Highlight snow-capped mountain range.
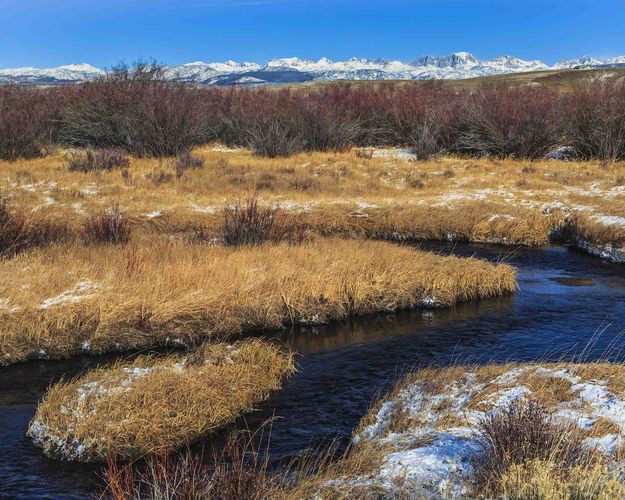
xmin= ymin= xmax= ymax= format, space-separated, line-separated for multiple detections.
xmin=1 ymin=52 xmax=623 ymax=86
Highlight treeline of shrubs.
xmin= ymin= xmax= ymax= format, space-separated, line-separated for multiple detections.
xmin=1 ymin=65 xmax=625 ymax=161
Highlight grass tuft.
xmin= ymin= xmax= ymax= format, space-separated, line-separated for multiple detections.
xmin=66 ymin=148 xmax=129 ymax=173
xmin=81 ymin=203 xmax=131 ymax=245
xmin=223 ymin=196 xmax=283 ymax=246
xmin=28 ymin=339 xmax=294 ymax=461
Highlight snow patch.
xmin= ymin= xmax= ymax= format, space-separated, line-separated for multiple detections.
xmin=39 ymin=280 xmax=100 ymax=309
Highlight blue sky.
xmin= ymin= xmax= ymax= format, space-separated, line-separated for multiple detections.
xmin=1 ymin=0 xmax=624 ymax=68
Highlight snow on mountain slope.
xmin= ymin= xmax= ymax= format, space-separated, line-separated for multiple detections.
xmin=1 ymin=52 xmax=622 ymax=86
xmin=0 ymin=63 xmax=103 ymax=84
xmin=553 ymin=55 xmax=625 ymax=69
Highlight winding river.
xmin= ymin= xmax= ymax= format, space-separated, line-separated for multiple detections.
xmin=2 ymin=242 xmax=625 ymax=498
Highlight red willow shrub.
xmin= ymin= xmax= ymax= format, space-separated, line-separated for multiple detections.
xmin=222 ymin=87 xmax=358 ymax=157
xmin=457 ymin=83 xmax=561 ymax=159
xmin=352 ymin=82 xmax=464 ymax=158
xmin=6 ymin=72 xmax=625 ymax=160
xmin=564 ymin=80 xmax=625 ymax=161
xmin=0 ymin=86 xmax=59 ymax=161
xmin=82 ymin=203 xmax=131 ymax=245
xmin=59 ymin=63 xmax=213 ymax=157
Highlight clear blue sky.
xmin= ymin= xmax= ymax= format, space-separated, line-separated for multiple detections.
xmin=1 ymin=0 xmax=624 ymax=68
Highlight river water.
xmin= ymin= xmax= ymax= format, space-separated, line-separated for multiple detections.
xmin=2 ymin=243 xmax=624 ymax=498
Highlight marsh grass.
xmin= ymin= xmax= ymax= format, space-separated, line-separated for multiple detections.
xmin=5 ymin=147 xmax=623 ymax=252
xmin=0 ymin=238 xmax=516 ymax=365
xmin=0 ymin=196 xmax=71 ymax=258
xmin=29 ymin=339 xmax=294 ymax=461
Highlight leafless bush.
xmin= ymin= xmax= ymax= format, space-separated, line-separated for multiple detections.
xmin=349 ymin=82 xmax=462 ymax=159
xmin=60 ymin=62 xmax=210 ymax=157
xmin=0 ymin=86 xmax=57 ymax=160
xmin=0 ymin=197 xmax=30 ymax=257
xmin=457 ymin=84 xmax=560 ymax=159
xmin=474 ymin=398 xmax=588 ymax=492
xmin=66 ymin=148 xmax=129 ymax=172
xmin=173 ymin=150 xmax=205 ymax=177
xmin=0 ymin=196 xmax=71 ymax=257
xmin=222 ymin=196 xmax=282 ymax=246
xmin=82 ymin=203 xmax=131 ymax=245
xmin=564 ymin=80 xmax=625 ymax=161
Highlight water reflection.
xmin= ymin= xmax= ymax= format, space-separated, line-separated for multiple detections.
xmin=1 ymin=243 xmax=624 ymax=497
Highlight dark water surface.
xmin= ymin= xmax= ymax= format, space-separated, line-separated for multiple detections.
xmin=1 ymin=243 xmax=625 ymax=498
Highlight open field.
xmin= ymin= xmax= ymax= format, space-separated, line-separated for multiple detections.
xmin=2 ymin=146 xmax=624 ymax=258
xmin=299 ymin=362 xmax=625 ymax=498
xmin=0 ymin=238 xmax=516 ymax=365
xmin=28 ymin=339 xmax=294 ymax=461
xmin=298 ymin=66 xmax=625 ymax=92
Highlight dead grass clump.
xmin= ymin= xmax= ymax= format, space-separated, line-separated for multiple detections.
xmin=28 ymin=339 xmax=294 ymax=461
xmin=173 ymin=150 xmax=205 ymax=177
xmin=223 ymin=196 xmax=282 ymax=246
xmin=0 ymin=239 xmax=516 ymax=364
xmin=103 ymin=433 xmax=293 ymax=500
xmin=66 ymin=148 xmax=129 ymax=172
xmin=474 ymin=398 xmax=589 ymax=494
xmin=82 ymin=203 xmax=131 ymax=245
xmin=500 ymin=459 xmax=625 ymax=499
xmin=568 ymin=212 xmax=625 ymax=248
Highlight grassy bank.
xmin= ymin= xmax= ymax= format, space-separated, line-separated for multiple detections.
xmin=0 ymin=238 xmax=516 ymax=365
xmin=301 ymin=362 xmax=625 ymax=498
xmin=28 ymin=339 xmax=294 ymax=461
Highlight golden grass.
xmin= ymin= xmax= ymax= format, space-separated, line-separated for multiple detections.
xmin=28 ymin=339 xmax=294 ymax=461
xmin=500 ymin=459 xmax=625 ymax=499
xmin=0 ymin=238 xmax=516 ymax=365
xmin=2 ymin=147 xmax=624 ymax=250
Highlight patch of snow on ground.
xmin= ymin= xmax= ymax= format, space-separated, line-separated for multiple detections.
xmin=370 ymin=148 xmax=416 ymax=161
xmin=594 ymin=215 xmax=625 ymax=228
xmin=212 ymin=144 xmax=245 ymax=153
xmin=80 ymin=187 xmax=98 ymax=196
xmin=39 ymin=280 xmax=99 ymax=309
xmin=0 ymin=298 xmax=20 ymax=313
xmin=575 ymin=238 xmax=625 ymax=264
xmin=337 ymin=365 xmax=625 ymax=497
xmin=190 ymin=203 xmax=216 ymax=214
xmin=143 ymin=210 xmax=162 ymax=219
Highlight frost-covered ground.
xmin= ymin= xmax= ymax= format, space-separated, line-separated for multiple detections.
xmin=327 ymin=363 xmax=625 ymax=498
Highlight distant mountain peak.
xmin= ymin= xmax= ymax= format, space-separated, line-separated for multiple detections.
xmin=1 ymin=52 xmax=623 ymax=86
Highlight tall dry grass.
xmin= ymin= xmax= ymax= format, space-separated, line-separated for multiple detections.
xmin=0 ymin=238 xmax=516 ymax=365
xmin=28 ymin=339 xmax=294 ymax=461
